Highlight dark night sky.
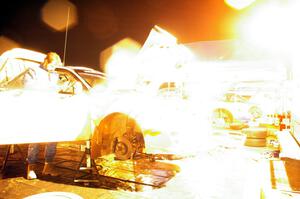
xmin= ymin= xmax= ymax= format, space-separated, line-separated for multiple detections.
xmin=0 ymin=0 xmax=242 ymax=69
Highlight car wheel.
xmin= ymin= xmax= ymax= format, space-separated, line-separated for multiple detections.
xmin=212 ymin=108 xmax=234 ymax=128
xmin=91 ymin=112 xmax=145 ymax=159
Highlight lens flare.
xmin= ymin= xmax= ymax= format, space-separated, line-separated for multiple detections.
xmin=41 ymin=0 xmax=78 ymax=32
xmin=100 ymin=38 xmax=141 ymax=89
xmin=225 ymin=0 xmax=256 ymax=10
xmin=0 ymin=36 xmax=20 ymax=55
xmin=237 ymin=1 xmax=300 ymax=54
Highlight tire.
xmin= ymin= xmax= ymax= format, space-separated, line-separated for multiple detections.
xmin=212 ymin=108 xmax=234 ymax=128
xmin=91 ymin=112 xmax=145 ymax=159
xmin=244 ymin=137 xmax=266 ymax=147
xmin=242 ymin=127 xmax=268 ymax=139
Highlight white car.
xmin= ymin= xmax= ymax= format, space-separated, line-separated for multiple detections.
xmin=0 ymin=48 xmax=148 ymax=160
xmin=0 ymin=48 xmax=202 ymax=159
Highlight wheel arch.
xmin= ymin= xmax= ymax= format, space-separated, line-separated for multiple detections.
xmin=91 ymin=112 xmax=145 ymax=159
xmin=212 ymin=108 xmax=234 ymax=123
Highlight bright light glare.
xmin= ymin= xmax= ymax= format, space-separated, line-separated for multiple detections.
xmin=140 ymin=25 xmax=177 ymax=51
xmin=139 ymin=148 xmax=265 ymax=198
xmin=0 ymin=92 xmax=91 ymax=145
xmin=238 ymin=1 xmax=300 ymax=54
xmin=225 ymin=0 xmax=256 ymax=10
xmin=139 ymin=98 xmax=212 ymax=155
xmin=135 ymin=26 xmax=193 ymax=91
xmin=99 ymin=25 xmax=213 ymax=155
xmin=101 ymin=38 xmax=141 ymax=89
xmin=0 ymin=48 xmax=46 ymax=63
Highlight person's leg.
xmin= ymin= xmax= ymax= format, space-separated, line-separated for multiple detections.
xmin=44 ymin=142 xmax=57 ymax=163
xmin=26 ymin=143 xmax=40 ymax=179
xmin=42 ymin=142 xmax=59 ymax=176
xmin=27 ymin=143 xmax=40 ymax=164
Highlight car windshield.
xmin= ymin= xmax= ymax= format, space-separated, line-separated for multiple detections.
xmin=0 ymin=57 xmax=41 ymax=89
xmin=76 ymin=72 xmax=105 ymax=88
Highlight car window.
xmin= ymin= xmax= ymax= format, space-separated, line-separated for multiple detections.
xmin=76 ymin=72 xmax=106 ymax=88
xmin=0 ymin=58 xmax=41 ymax=89
xmin=55 ymin=70 xmax=84 ymax=95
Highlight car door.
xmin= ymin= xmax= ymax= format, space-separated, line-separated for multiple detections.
xmin=0 ymin=61 xmax=92 ymax=145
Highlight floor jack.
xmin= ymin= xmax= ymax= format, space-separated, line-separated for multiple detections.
xmin=73 ymin=140 xmax=164 ymax=190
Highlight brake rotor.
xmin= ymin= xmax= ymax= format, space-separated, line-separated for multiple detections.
xmin=114 ymin=137 xmax=133 ymax=160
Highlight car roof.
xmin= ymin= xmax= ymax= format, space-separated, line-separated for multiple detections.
xmin=67 ymin=66 xmax=107 ymax=79
xmin=0 ymin=48 xmax=46 ymax=63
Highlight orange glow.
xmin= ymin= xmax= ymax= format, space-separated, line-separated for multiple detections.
xmin=41 ymin=0 xmax=78 ymax=32
xmin=0 ymin=36 xmax=20 ymax=55
xmin=225 ymin=0 xmax=256 ymax=10
xmin=82 ymin=2 xmax=118 ymax=40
